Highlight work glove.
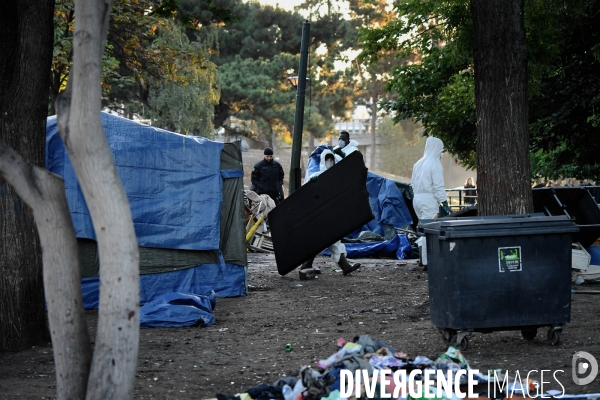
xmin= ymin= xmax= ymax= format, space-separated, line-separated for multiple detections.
xmin=333 ymin=147 xmax=346 ymax=158
xmin=441 ymin=200 xmax=451 ymax=215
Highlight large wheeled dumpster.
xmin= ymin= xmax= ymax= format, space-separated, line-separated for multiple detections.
xmin=418 ymin=214 xmax=578 ymax=350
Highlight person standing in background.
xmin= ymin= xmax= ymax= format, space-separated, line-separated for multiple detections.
xmin=250 ymin=147 xmax=285 ymax=205
xmin=411 ymin=137 xmax=450 ymax=268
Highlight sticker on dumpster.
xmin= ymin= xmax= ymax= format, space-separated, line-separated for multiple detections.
xmin=498 ymin=247 xmax=522 ymax=272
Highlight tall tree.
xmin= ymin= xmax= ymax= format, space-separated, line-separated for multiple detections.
xmin=0 ymin=0 xmax=54 ymax=351
xmin=360 ymin=0 xmax=600 ymax=181
xmin=56 ymin=0 xmax=140 ymax=396
xmin=350 ymin=0 xmax=401 ymax=170
xmin=471 ymin=0 xmax=533 ymax=215
xmin=2 ymin=0 xmax=140 ymax=397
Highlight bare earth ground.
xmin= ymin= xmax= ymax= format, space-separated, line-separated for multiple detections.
xmin=1 ymin=253 xmax=599 ymax=399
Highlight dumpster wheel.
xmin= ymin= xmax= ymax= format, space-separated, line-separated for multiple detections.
xmin=454 ymin=335 xmax=469 ymax=351
xmin=547 ymin=326 xmax=562 ymax=346
xmin=440 ymin=329 xmax=470 ymax=351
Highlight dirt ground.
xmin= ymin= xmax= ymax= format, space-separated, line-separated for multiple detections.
xmin=1 ymin=253 xmax=599 ymax=399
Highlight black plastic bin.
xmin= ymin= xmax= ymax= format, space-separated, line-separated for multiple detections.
xmin=418 ymin=214 xmax=578 ymax=349
xmin=532 ymin=187 xmax=600 ymax=247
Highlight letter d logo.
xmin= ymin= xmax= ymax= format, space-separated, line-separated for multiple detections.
xmin=572 ymin=351 xmax=598 ymax=385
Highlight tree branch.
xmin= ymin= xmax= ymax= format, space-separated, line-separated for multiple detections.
xmin=0 ymin=139 xmax=44 ymax=207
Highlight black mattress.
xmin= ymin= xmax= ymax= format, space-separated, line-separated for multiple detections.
xmin=269 ymin=151 xmax=375 ymax=275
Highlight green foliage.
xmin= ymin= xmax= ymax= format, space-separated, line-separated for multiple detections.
xmin=528 ymin=0 xmax=600 ymax=182
xmin=51 ymin=0 xmax=221 ymax=138
xmin=51 ymin=1 xmax=133 ymax=113
xmin=146 ymin=25 xmax=220 ymax=136
xmin=359 ymin=0 xmax=600 ymax=180
xmin=185 ymin=0 xmax=357 ymax=142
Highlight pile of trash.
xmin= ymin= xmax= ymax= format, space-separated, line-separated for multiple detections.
xmin=214 ymin=335 xmax=597 ymax=400
xmin=572 ymin=243 xmax=600 ymax=284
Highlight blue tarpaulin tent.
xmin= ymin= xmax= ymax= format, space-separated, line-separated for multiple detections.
xmin=46 ymin=112 xmax=247 ymax=310
xmin=305 ymin=145 xmax=414 ymax=259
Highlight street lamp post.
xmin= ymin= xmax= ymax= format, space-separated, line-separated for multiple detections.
xmin=288 ymin=20 xmax=310 ymax=195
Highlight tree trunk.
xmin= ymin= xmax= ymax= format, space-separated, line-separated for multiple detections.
xmin=271 ymin=126 xmax=277 ymax=152
xmin=0 ymin=143 xmax=93 ymax=399
xmin=370 ymin=93 xmax=378 ymax=170
xmin=56 ymin=0 xmax=140 ymax=398
xmin=0 ymin=0 xmax=54 ymax=351
xmin=471 ymin=0 xmax=533 ymax=215
xmin=307 ymin=132 xmax=315 ymax=158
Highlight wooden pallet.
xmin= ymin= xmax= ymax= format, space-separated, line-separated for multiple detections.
xmin=248 ymin=231 xmax=274 ymax=253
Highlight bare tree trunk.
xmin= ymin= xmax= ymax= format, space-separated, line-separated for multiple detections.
xmin=0 ymin=143 xmax=92 ymax=399
xmin=56 ymin=0 xmax=140 ymax=398
xmin=307 ymin=132 xmax=315 ymax=157
xmin=370 ymin=93 xmax=378 ymax=170
xmin=271 ymin=126 xmax=277 ymax=152
xmin=0 ymin=0 xmax=54 ymax=351
xmin=471 ymin=0 xmax=533 ymax=215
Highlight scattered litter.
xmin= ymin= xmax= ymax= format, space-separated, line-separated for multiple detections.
xmin=218 ymin=334 xmax=597 ymax=400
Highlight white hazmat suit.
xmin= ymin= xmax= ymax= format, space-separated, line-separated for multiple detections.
xmin=411 ymin=137 xmax=448 ymax=265
xmin=333 ymin=139 xmax=360 ymax=157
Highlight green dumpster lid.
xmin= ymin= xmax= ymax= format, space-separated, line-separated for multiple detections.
xmin=418 ymin=214 xmax=579 ymax=239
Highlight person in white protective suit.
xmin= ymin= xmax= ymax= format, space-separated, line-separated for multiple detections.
xmin=411 ymin=136 xmax=451 ymax=267
xmin=298 ymin=149 xmax=361 ymax=279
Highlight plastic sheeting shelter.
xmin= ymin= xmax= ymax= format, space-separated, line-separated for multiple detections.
xmin=46 ymin=113 xmax=247 ymax=309
xmin=305 ymin=145 xmax=414 ymax=259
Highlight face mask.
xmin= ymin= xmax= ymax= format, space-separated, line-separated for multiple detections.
xmin=325 ymin=161 xmax=334 ymax=169
xmin=338 ymin=139 xmax=346 ymax=148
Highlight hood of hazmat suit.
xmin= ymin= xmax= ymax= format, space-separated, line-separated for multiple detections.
xmin=305 ymin=150 xmax=341 ymax=184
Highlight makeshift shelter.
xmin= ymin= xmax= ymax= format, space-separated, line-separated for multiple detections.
xmin=305 ymin=145 xmax=414 ymax=259
xmin=46 ymin=113 xmax=247 ymax=309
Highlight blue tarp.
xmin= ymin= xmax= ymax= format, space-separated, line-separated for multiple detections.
xmin=323 ymin=234 xmax=412 ymax=260
xmin=306 ymin=145 xmax=413 ymax=259
xmin=140 ymin=292 xmax=216 ymax=328
xmin=588 ymin=246 xmax=600 ymax=265
xmin=81 ymin=262 xmax=246 ymax=309
xmin=46 ymin=113 xmax=224 ymax=251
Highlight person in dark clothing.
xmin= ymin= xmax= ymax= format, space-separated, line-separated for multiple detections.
xmin=250 ymin=147 xmax=285 ymax=205
xmin=463 ymin=177 xmax=477 ymax=205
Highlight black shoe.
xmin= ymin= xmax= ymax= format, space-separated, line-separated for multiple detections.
xmin=300 ymin=255 xmax=315 ymax=270
xmin=299 ymin=269 xmax=317 ymax=280
xmin=338 ymin=254 xmax=361 ymax=276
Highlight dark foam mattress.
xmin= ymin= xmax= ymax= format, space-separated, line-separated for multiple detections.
xmin=269 ymin=151 xmax=375 ymax=275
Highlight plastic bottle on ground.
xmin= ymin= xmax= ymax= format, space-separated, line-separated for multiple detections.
xmin=282 ymin=384 xmax=294 ymax=400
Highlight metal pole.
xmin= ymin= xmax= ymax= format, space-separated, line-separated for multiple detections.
xmin=289 ymin=20 xmax=310 ymax=195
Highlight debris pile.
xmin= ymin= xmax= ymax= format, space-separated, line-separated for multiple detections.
xmin=214 ymin=335 xmax=596 ymax=400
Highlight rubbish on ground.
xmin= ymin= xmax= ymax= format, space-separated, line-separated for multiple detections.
xmin=218 ymin=334 xmax=598 ymax=400
xmin=572 ymin=243 xmax=591 ymax=271
xmin=244 ymin=190 xmax=275 ymax=253
xmin=285 ymin=344 xmax=293 ymax=352
xmin=572 ymin=264 xmax=600 ymax=283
